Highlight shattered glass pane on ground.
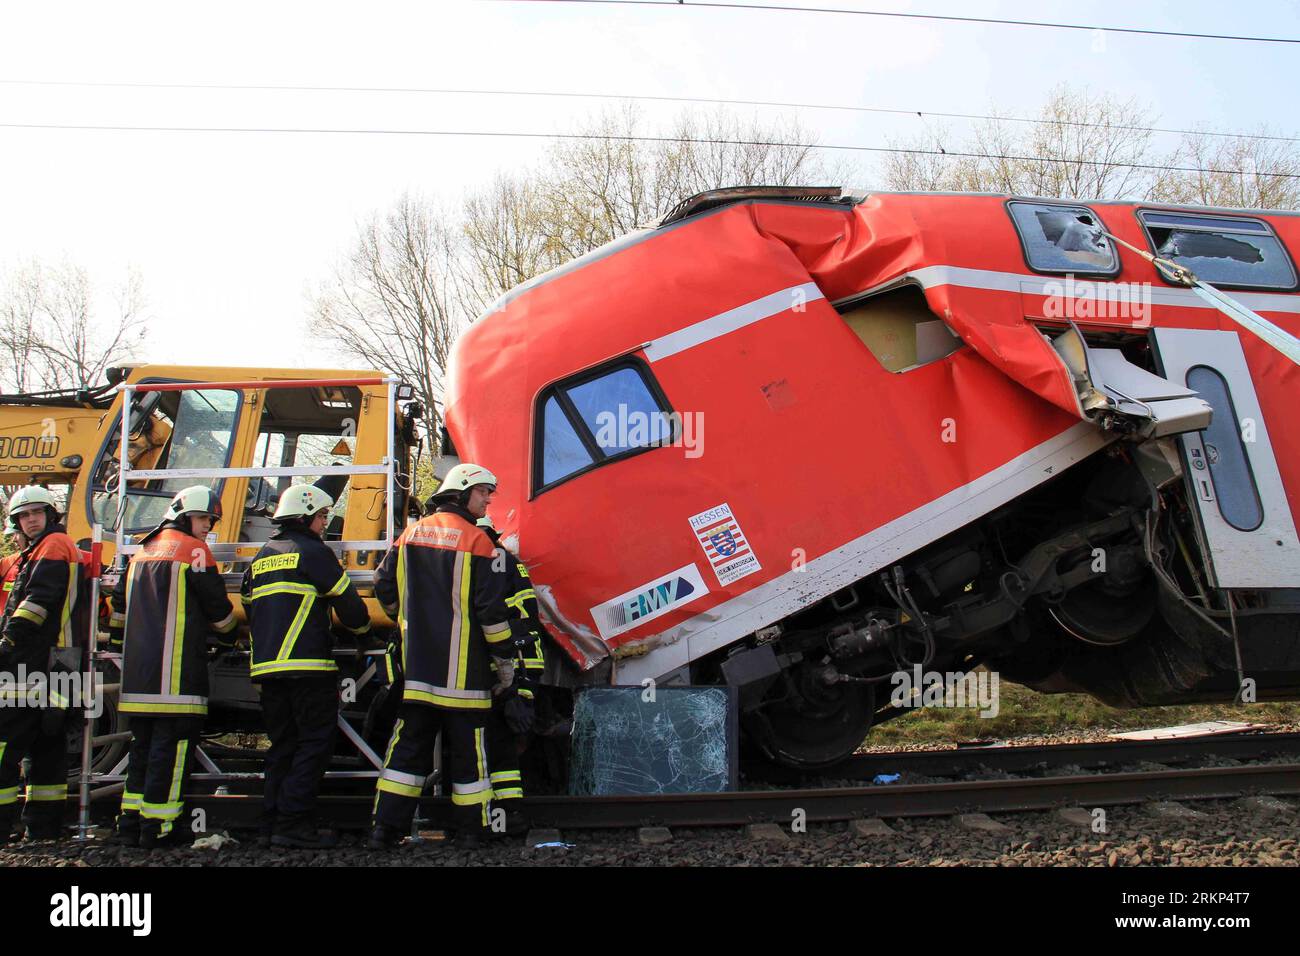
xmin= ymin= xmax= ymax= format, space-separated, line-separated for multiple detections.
xmin=568 ymin=686 xmax=738 ymax=795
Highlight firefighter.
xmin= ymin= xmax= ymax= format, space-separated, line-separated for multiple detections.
xmin=241 ymin=483 xmax=370 ymax=850
xmin=367 ymin=463 xmax=515 ymax=850
xmin=107 ymin=486 xmax=238 ymax=849
xmin=477 ymin=515 xmax=541 ymax=835
xmin=0 ymin=486 xmax=81 ymax=842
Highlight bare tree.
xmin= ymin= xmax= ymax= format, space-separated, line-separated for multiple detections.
xmin=309 ymin=192 xmax=460 ymax=440
xmin=880 ymin=84 xmax=1300 ymax=211
xmin=0 ymin=262 xmax=44 ymax=393
xmin=1156 ymin=128 xmax=1300 ymax=210
xmin=883 ymin=85 xmax=1160 ymax=200
xmin=0 ymin=259 xmax=147 ymax=393
xmin=458 ymin=174 xmax=558 ymax=318
xmin=1019 ymin=87 xmax=1157 ymax=200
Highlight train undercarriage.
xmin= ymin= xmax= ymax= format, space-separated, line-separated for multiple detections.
xmin=699 ymin=444 xmax=1300 ymax=770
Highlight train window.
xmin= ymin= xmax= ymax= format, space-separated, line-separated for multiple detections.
xmin=1185 ymin=366 xmax=1264 ymax=532
xmin=1007 ymin=201 xmax=1119 ymax=275
xmin=541 ymin=396 xmax=594 ymax=487
xmin=567 ymin=367 xmax=673 ymax=452
xmin=1139 ymin=211 xmax=1297 ymax=291
xmin=535 ymin=360 xmax=675 ymax=494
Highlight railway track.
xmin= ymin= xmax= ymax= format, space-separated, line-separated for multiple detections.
xmin=162 ymin=760 xmax=1299 ymax=832
xmin=75 ymin=731 xmax=1300 ymax=835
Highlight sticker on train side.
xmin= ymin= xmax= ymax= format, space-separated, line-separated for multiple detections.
xmin=590 ymin=563 xmax=709 ymax=640
xmin=689 ymin=502 xmax=762 ymax=586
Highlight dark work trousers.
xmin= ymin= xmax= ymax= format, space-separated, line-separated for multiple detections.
xmin=122 ymin=714 xmax=201 ymax=839
xmin=0 ymin=705 xmax=70 ymax=833
xmin=373 ymin=702 xmax=493 ymax=834
xmin=260 ymin=674 xmax=339 ymax=832
xmin=484 ymin=707 xmax=523 ymax=803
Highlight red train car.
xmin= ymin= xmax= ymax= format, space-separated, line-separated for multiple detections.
xmin=445 ymin=187 xmax=1300 ymax=767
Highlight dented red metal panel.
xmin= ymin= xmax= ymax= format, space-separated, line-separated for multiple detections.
xmin=444 ymin=193 xmax=1300 ymax=675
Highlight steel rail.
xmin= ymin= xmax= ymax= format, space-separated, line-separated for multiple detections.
xmin=90 ymin=761 xmax=1300 ymax=832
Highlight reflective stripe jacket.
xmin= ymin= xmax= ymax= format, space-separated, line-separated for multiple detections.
xmin=240 ymin=525 xmax=370 ymax=679
xmin=0 ymin=523 xmax=81 ymax=670
xmin=110 ymin=527 xmax=237 ymax=715
xmin=375 ymin=504 xmax=512 ymax=710
xmin=0 ymin=553 xmax=20 ymax=617
xmin=503 ymin=554 xmax=545 ymax=673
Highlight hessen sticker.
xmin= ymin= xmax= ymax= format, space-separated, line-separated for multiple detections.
xmin=689 ymin=502 xmax=762 ymax=586
xmin=590 ymin=563 xmax=709 ymax=640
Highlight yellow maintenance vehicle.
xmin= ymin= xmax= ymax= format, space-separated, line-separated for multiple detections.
xmin=0 ymin=364 xmax=424 ymax=780
xmin=0 ymin=364 xmax=421 ymax=580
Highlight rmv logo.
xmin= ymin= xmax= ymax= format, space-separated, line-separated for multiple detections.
xmin=622 ymin=576 xmax=695 ymax=626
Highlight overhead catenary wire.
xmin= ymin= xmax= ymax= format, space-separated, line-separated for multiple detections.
xmin=489 ymin=0 xmax=1300 ymax=45
xmin=2 ymin=78 xmax=1295 ymax=145
xmin=3 ymin=121 xmax=1298 ymax=180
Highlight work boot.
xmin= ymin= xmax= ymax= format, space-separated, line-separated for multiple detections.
xmin=22 ymin=818 xmax=65 ymax=842
xmin=271 ymin=818 xmax=339 ymax=850
xmin=365 ymin=824 xmax=406 ymax=851
xmin=139 ymin=823 xmax=194 ymax=851
xmin=106 ymin=814 xmax=141 ymax=848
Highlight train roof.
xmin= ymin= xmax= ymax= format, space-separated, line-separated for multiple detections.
xmin=476 ymin=187 xmax=1300 ymax=319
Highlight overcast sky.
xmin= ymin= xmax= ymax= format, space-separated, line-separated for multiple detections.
xmin=1 ymin=0 xmax=1297 ymax=373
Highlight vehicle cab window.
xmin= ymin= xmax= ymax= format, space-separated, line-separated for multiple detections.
xmin=90 ymin=387 xmax=241 ymax=533
xmin=243 ymin=385 xmax=363 ymax=544
xmin=535 ymin=359 xmax=675 ymax=494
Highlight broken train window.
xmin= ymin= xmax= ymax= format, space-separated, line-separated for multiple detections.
xmin=1138 ymin=210 xmax=1297 ymax=291
xmin=1008 ymin=201 xmax=1119 ymax=275
xmin=534 ymin=359 xmax=676 ymax=494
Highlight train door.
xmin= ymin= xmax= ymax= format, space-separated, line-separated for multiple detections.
xmin=1152 ymin=327 xmax=1300 ymax=588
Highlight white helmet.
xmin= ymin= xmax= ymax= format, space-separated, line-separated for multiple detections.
xmin=7 ymin=485 xmax=59 ymax=518
xmin=273 ymin=483 xmax=334 ymax=522
xmin=162 ymin=486 xmax=223 ymax=525
xmin=433 ymin=463 xmax=498 ymax=499
xmin=476 ymin=515 xmax=496 ymax=531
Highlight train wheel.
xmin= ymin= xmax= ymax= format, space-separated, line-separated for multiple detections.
xmin=744 ymin=662 xmax=876 ymax=770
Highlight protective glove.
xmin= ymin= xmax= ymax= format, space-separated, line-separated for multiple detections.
xmin=502 ymin=691 xmax=535 ymax=735
xmin=491 ymin=657 xmax=516 ymax=697
xmin=0 ymin=636 xmax=16 ymax=668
